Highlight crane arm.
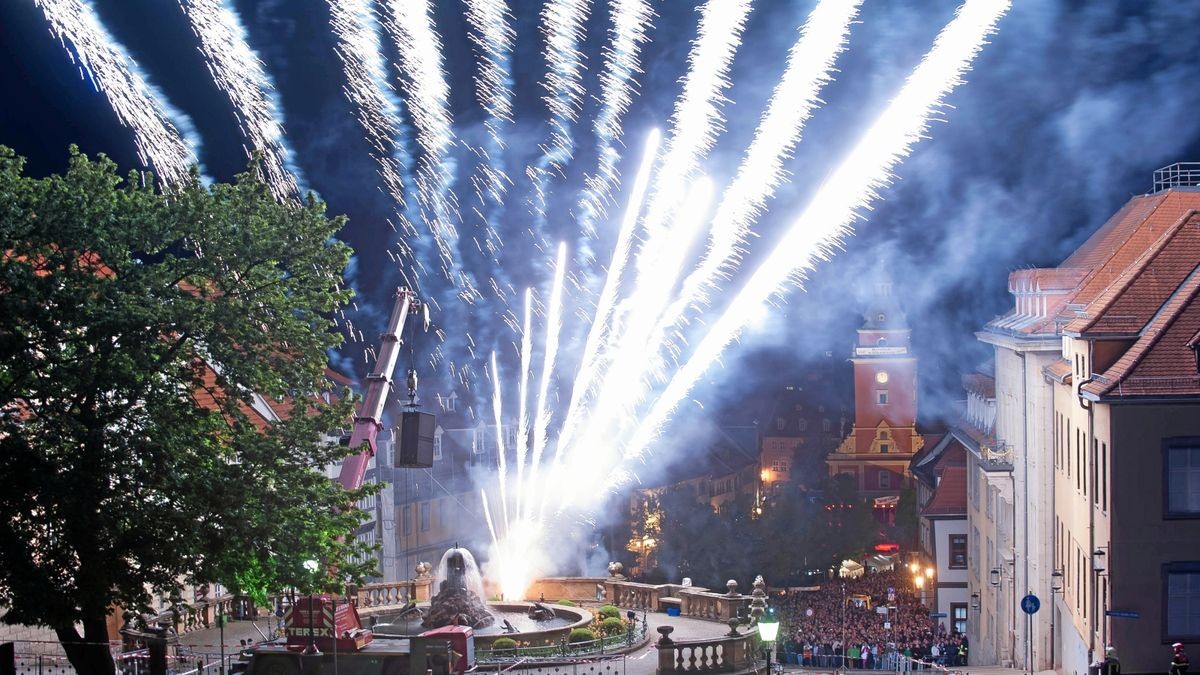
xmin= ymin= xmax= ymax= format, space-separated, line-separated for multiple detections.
xmin=337 ymin=288 xmax=417 ymax=491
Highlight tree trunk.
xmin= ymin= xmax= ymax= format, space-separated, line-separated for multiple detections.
xmin=55 ymin=611 xmax=115 ymax=675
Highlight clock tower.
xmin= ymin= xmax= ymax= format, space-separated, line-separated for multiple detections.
xmin=826 ymin=278 xmax=921 ymax=508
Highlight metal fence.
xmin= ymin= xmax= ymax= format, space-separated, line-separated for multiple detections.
xmin=476 ymin=620 xmax=650 ymax=663
xmin=471 ymin=655 xmax=627 ymax=675
xmin=8 ymin=642 xmax=240 ymax=675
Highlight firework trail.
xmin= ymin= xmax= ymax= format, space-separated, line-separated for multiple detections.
xmin=326 ymin=0 xmax=414 ymax=234
xmin=464 ymin=0 xmax=515 ymax=153
xmin=489 ymin=352 xmax=510 ymax=530
xmin=525 ymin=0 xmax=590 ymax=249
xmin=576 ymin=0 xmax=653 ymax=239
xmin=178 ymin=0 xmax=301 ymax=201
xmin=463 ymin=0 xmax=514 ymax=285
xmin=34 ymin=0 xmax=201 ymax=185
xmin=523 ymin=243 xmax=568 ymax=522
xmin=513 ymin=289 xmax=533 ymax=520
xmin=383 ymin=0 xmax=462 ymax=286
xmin=600 ymin=0 xmax=1013 ymax=496
xmin=554 ymin=129 xmax=660 ymax=456
xmin=645 ymin=0 xmax=862 ymax=368
xmin=569 ymin=0 xmax=751 ymax=456
xmin=632 ymin=0 xmax=751 ymax=257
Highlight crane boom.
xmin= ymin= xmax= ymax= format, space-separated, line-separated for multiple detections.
xmin=337 ymin=288 xmax=420 ymax=491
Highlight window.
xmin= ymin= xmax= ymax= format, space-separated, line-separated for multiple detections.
xmin=798 ymin=418 xmax=808 ymax=432
xmin=1166 ymin=442 xmax=1200 ymax=517
xmin=877 ymin=390 xmax=889 ymax=405
xmin=823 ymin=418 xmax=832 ymax=432
xmin=879 ymin=470 xmax=890 ymax=489
xmin=951 ymin=603 xmax=968 ymax=635
xmin=879 ymin=430 xmax=891 ymax=439
xmin=433 ymin=428 xmax=444 ymax=460
xmin=772 ymin=459 xmax=790 ymax=473
xmin=776 ymin=418 xmax=786 ymax=431
xmin=420 ymin=502 xmax=430 ymax=532
xmin=879 ymin=443 xmax=890 ymax=454
xmin=1166 ymin=563 xmax=1200 ymax=640
xmin=949 ymin=534 xmax=967 ymax=569
xmin=403 ymin=505 xmax=411 ymax=536
xmin=1102 ymin=442 xmax=1108 ymax=511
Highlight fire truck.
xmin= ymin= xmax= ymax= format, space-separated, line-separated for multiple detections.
xmin=244 ymin=289 xmax=471 ymax=675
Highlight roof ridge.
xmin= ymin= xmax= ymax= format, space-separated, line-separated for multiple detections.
xmin=1088 ymin=262 xmax=1200 ymax=397
xmin=1068 ymin=209 xmax=1200 ymax=334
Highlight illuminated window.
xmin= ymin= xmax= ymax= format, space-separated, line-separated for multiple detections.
xmin=772 ymin=459 xmax=790 ymax=473
xmin=879 ymin=471 xmax=890 ymax=488
xmin=876 ymin=371 xmax=889 ymax=384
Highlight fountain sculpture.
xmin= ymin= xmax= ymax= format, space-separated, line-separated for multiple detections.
xmin=422 ymin=547 xmax=496 ymax=629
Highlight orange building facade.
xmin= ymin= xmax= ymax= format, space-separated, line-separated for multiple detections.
xmin=826 ymin=281 xmax=922 ymax=502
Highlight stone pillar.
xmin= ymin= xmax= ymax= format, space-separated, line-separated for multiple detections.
xmin=656 ymin=626 xmax=675 ymax=675
xmin=749 ymin=575 xmax=767 ymax=623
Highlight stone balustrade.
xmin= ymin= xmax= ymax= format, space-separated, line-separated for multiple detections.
xmin=655 ymin=625 xmax=760 ymax=675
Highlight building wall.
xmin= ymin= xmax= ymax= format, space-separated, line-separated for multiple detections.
xmin=1108 ymin=402 xmax=1200 ymax=673
xmin=1052 ymin=339 xmax=1111 ymax=675
xmin=931 ymin=517 xmax=970 ymax=633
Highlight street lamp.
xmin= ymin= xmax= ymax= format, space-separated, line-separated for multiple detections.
xmin=758 ymin=607 xmax=780 ymax=675
xmin=302 ymin=560 xmax=322 ymax=656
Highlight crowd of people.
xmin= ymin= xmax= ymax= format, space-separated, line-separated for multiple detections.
xmin=776 ymin=568 xmax=968 ymax=670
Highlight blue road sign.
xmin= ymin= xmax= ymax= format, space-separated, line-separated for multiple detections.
xmin=1021 ymin=594 xmax=1040 ymax=615
xmin=1105 ymin=610 xmax=1139 ymax=619
xmin=929 ymin=612 xmax=948 ymax=618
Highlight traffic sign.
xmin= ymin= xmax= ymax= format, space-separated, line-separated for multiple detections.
xmin=1021 ymin=594 xmax=1040 ymax=615
xmin=1105 ymin=610 xmax=1139 ymax=619
xmin=929 ymin=612 xmax=948 ymax=618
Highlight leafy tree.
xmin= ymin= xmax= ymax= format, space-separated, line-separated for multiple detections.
xmin=0 ymin=147 xmax=376 ymax=675
xmin=891 ymin=486 xmax=919 ymax=549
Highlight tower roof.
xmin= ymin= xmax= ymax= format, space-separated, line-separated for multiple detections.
xmin=861 ymin=277 xmax=908 ymax=331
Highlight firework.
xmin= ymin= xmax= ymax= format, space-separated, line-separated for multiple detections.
xmin=35 ymin=0 xmax=200 ymax=185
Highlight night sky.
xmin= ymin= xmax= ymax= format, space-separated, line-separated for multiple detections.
xmin=4 ymin=0 xmax=1200 ymax=431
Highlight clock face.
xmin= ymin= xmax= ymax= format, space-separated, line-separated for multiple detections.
xmin=875 ymin=371 xmax=889 ymax=384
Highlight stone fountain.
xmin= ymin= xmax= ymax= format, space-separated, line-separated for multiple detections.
xmin=421 ymin=547 xmax=496 ymax=629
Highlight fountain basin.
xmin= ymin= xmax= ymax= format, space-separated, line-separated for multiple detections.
xmin=372 ymin=602 xmax=592 ymax=648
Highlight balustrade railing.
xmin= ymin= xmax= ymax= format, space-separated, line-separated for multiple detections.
xmin=654 ymin=625 xmax=759 ymax=675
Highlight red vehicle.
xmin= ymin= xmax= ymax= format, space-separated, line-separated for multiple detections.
xmin=244 ymin=290 xmax=467 ymax=675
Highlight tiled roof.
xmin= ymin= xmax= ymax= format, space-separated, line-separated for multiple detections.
xmin=962 ymin=372 xmax=995 ymax=398
xmin=1043 ymin=359 xmax=1072 ymax=384
xmin=1082 ymin=264 xmax=1200 ymax=399
xmin=921 ymin=465 xmax=967 ymax=517
xmin=1065 ymin=210 xmax=1200 ymax=336
xmin=987 ymin=191 xmax=1200 ymax=336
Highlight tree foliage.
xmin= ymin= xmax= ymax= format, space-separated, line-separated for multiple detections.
xmin=0 ymin=147 xmax=372 ymax=674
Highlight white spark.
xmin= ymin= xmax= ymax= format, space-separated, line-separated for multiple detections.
xmin=326 ymin=0 xmax=412 ymax=227
xmin=35 ymin=0 xmax=201 ymax=185
xmin=577 ymin=0 xmax=654 ymax=236
xmin=178 ymin=0 xmax=300 ymax=201
xmin=524 ymin=242 xmax=568 ymax=521
xmin=605 ymin=0 xmax=1013 ymax=494
xmin=464 ymin=0 xmax=515 ymax=149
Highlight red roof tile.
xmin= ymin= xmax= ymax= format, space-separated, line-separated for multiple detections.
xmin=922 ymin=465 xmax=967 ymax=517
xmin=962 ymin=372 xmax=995 ymax=398
xmin=987 ymin=191 xmax=1200 ymax=336
xmin=1065 ymin=211 xmax=1200 ymax=335
xmin=1082 ymin=264 xmax=1200 ymax=398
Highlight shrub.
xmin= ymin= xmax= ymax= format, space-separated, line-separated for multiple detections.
xmin=599 ymin=617 xmax=626 ymax=636
xmin=568 ymin=628 xmax=597 ymax=643
xmin=556 ymin=599 xmax=576 ymax=607
xmin=490 ymin=638 xmax=518 ymax=651
xmin=598 ymin=605 xmax=621 ymax=619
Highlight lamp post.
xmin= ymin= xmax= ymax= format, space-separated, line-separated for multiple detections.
xmin=758 ymin=607 xmax=780 ymax=675
xmin=302 ymin=560 xmax=322 ymax=656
